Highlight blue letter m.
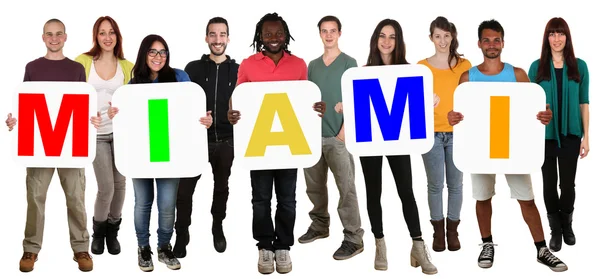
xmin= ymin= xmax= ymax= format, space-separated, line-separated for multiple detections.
xmin=353 ymin=76 xmax=426 ymax=142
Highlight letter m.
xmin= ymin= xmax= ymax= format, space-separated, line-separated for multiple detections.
xmin=353 ymin=76 xmax=426 ymax=142
xmin=18 ymin=93 xmax=89 ymax=157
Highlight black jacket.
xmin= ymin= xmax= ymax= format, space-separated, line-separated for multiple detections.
xmin=185 ymin=54 xmax=238 ymax=143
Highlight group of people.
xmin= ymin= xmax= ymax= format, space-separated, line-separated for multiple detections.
xmin=4 ymin=12 xmax=589 ymax=276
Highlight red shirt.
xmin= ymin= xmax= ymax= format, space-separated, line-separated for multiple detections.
xmin=236 ymin=51 xmax=307 ymax=86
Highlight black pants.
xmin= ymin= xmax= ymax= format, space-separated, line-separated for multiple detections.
xmin=360 ymin=155 xmax=422 ymax=238
xmin=175 ymin=139 xmax=234 ymax=231
xmin=251 ymin=169 xmax=297 ymax=251
xmin=542 ymin=134 xmax=581 ymax=214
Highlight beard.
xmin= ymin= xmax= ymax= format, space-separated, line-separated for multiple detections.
xmin=263 ymin=43 xmax=283 ymax=54
xmin=210 ymin=44 xmax=226 ymax=56
xmin=484 ymin=49 xmax=500 ymax=59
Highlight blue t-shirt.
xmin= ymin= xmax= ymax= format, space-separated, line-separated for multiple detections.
xmin=128 ymin=68 xmax=190 ymax=83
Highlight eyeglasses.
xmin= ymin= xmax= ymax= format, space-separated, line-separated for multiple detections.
xmin=148 ymin=49 xmax=168 ymax=58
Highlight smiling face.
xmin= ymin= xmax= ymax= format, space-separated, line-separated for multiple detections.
xmin=548 ymin=31 xmax=566 ymax=53
xmin=42 ymin=21 xmax=66 ymax=53
xmin=319 ymin=21 xmax=340 ymax=49
xmin=478 ymin=28 xmax=503 ymax=59
xmin=97 ymin=20 xmax=117 ymax=53
xmin=146 ymin=41 xmax=167 ymax=76
xmin=206 ymin=22 xmax=229 ymax=56
xmin=261 ymin=20 xmax=285 ymax=54
xmin=430 ymin=27 xmax=452 ymax=53
xmin=377 ymin=25 xmax=395 ymax=56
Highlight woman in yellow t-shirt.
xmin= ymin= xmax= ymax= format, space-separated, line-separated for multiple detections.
xmin=417 ymin=16 xmax=471 ymax=253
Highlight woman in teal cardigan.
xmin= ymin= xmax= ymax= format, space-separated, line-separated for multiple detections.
xmin=528 ymin=17 xmax=589 ymax=253
xmin=75 ymin=16 xmax=134 ymax=256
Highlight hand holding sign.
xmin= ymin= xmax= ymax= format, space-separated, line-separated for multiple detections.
xmin=90 ymin=111 xmax=101 ymax=129
xmin=6 ymin=113 xmax=16 ymax=131
xmin=200 ymin=111 xmax=213 ymax=128
xmin=108 ymin=101 xmax=119 ymax=119
xmin=536 ymin=104 xmax=552 ymax=125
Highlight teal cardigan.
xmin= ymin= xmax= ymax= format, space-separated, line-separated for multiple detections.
xmin=528 ymin=58 xmax=589 ymax=146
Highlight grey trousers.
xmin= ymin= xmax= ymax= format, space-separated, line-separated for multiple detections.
xmin=303 ymin=137 xmax=364 ymax=244
xmin=92 ymin=133 xmax=126 ymax=223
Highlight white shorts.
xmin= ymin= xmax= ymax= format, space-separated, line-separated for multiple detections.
xmin=471 ymin=174 xmax=534 ymax=201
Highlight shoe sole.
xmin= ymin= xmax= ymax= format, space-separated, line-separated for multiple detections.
xmin=258 ymin=264 xmax=274 ymax=274
xmin=410 ymin=256 xmax=437 ymax=275
xmin=537 ymin=260 xmax=568 ymax=272
xmin=158 ymin=258 xmax=181 ymax=270
xmin=276 ymin=264 xmax=292 ymax=274
xmin=298 ymin=233 xmax=329 ymax=244
xmin=333 ymin=247 xmax=364 ymax=260
xmin=374 ymin=265 xmax=388 ymax=271
xmin=139 ymin=265 xmax=154 ymax=272
xmin=478 ymin=262 xmax=493 ymax=268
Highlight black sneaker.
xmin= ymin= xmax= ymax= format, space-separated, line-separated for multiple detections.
xmin=537 ymin=247 xmax=568 ymax=272
xmin=478 ymin=242 xmax=497 ymax=268
xmin=333 ymin=240 xmax=364 ymax=260
xmin=298 ymin=228 xmax=329 ymax=244
xmin=138 ymin=246 xmax=154 ymax=272
xmin=157 ymin=244 xmax=181 ymax=270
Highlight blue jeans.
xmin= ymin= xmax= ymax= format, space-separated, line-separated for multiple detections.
xmin=133 ymin=178 xmax=180 ymax=247
xmin=421 ymin=132 xmax=463 ymax=221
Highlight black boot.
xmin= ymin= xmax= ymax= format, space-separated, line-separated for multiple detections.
xmin=212 ymin=220 xmax=227 ymax=253
xmin=106 ymin=218 xmax=122 ymax=255
xmin=173 ymin=228 xmax=189 ymax=258
xmin=91 ymin=218 xmax=107 ymax=255
xmin=547 ymin=213 xmax=562 ymax=252
xmin=561 ymin=211 xmax=576 ymax=245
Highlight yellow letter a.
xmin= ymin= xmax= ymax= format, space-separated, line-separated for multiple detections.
xmin=245 ymin=93 xmax=311 ymax=157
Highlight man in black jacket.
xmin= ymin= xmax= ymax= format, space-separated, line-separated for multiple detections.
xmin=174 ymin=17 xmax=239 ymax=257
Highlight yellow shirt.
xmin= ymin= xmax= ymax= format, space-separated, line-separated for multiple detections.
xmin=418 ymin=58 xmax=471 ymax=132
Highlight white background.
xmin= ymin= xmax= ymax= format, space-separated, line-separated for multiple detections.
xmin=453 ymin=82 xmax=547 ymax=174
xmin=232 ymin=80 xmax=323 ymax=170
xmin=0 ymin=0 xmax=595 ymax=278
xmin=111 ymin=82 xmax=209 ymax=178
xmin=341 ymin=64 xmax=435 ymax=156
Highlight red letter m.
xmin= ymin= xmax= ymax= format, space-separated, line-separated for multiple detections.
xmin=18 ymin=93 xmax=89 ymax=157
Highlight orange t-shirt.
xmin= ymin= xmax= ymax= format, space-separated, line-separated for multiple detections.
xmin=418 ymin=58 xmax=471 ymax=132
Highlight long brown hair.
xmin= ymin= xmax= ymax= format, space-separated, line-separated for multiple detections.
xmin=84 ymin=16 xmax=125 ymax=60
xmin=366 ymin=19 xmax=408 ymax=66
xmin=429 ymin=16 xmax=463 ymax=71
xmin=535 ymin=17 xmax=580 ymax=83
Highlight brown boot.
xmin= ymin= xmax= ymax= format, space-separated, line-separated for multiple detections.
xmin=73 ymin=252 xmax=93 ymax=272
xmin=446 ymin=218 xmax=461 ymax=251
xmin=430 ymin=219 xmax=445 ymax=252
xmin=19 ymin=252 xmax=37 ymax=272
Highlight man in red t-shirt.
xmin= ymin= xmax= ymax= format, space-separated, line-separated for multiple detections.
xmin=5 ymin=18 xmax=100 ymax=273
xmin=227 ymin=12 xmax=325 ymax=275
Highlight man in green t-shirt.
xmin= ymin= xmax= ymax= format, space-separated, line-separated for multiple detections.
xmin=298 ymin=15 xmax=364 ymax=261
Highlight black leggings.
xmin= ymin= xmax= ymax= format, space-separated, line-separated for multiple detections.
xmin=542 ymin=135 xmax=581 ymax=214
xmin=360 ymin=155 xmax=422 ymax=238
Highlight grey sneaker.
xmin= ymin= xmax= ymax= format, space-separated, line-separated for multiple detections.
xmin=333 ymin=240 xmax=364 ymax=260
xmin=138 ymin=246 xmax=154 ymax=272
xmin=157 ymin=244 xmax=181 ymax=270
xmin=298 ymin=228 xmax=329 ymax=244
xmin=275 ymin=250 xmax=292 ymax=274
xmin=258 ymin=249 xmax=274 ymax=274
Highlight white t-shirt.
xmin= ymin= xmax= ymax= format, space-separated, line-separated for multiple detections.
xmin=88 ymin=61 xmax=124 ymax=135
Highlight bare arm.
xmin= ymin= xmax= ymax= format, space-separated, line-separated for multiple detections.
xmin=514 ymin=67 xmax=530 ymax=82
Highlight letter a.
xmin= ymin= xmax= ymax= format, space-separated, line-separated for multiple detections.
xmin=245 ymin=93 xmax=311 ymax=157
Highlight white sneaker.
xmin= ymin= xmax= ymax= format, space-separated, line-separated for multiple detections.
xmin=257 ymin=249 xmax=274 ymax=274
xmin=275 ymin=250 xmax=292 ymax=274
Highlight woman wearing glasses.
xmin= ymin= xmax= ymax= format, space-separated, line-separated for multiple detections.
xmin=108 ymin=34 xmax=212 ymax=272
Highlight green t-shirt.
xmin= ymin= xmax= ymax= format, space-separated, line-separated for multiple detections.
xmin=308 ymin=52 xmax=357 ymax=137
